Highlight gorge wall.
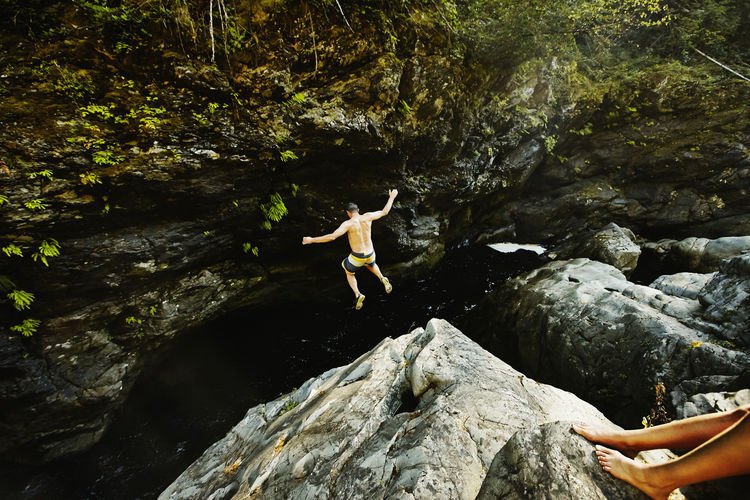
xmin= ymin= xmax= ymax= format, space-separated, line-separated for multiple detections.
xmin=1 ymin=0 xmax=749 ymax=463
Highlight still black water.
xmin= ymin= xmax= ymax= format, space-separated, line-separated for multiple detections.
xmin=1 ymin=245 xmax=544 ymax=500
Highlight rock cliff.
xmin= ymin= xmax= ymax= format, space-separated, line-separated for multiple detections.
xmin=469 ymin=253 xmax=750 ymax=424
xmin=2 ymin=0 xmax=750 ymax=462
xmin=160 ymin=319 xmax=654 ymax=500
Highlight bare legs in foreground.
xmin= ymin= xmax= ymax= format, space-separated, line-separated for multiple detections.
xmin=573 ymin=404 xmax=750 ymax=499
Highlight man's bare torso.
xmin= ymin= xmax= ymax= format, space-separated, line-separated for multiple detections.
xmin=346 ymin=216 xmax=373 ymax=254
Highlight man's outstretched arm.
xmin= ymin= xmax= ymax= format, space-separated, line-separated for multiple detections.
xmin=302 ymin=221 xmax=349 ymax=245
xmin=362 ymin=189 xmax=398 ymax=221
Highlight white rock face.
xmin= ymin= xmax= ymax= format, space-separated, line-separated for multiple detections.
xmin=160 ymin=319 xmax=621 ymax=500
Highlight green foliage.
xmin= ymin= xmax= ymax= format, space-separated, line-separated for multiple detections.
xmin=125 ymin=314 xmax=145 ymax=337
xmin=283 ymin=92 xmax=306 ymax=108
xmin=77 ymin=0 xmax=156 ymax=55
xmin=80 ymin=103 xmax=116 ymax=120
xmin=148 ymin=304 xmax=158 ymax=316
xmin=24 ymin=199 xmax=46 ymax=211
xmin=280 ymin=150 xmax=298 ymax=162
xmin=80 ymin=172 xmax=102 ymax=185
xmin=0 ymin=194 xmax=9 ymax=206
xmin=207 ymin=102 xmax=227 ymax=114
xmin=32 ymin=61 xmax=94 ymax=101
xmin=544 ymin=135 xmax=557 ymax=154
xmin=7 ymin=289 xmax=35 ymax=311
xmin=92 ymin=149 xmax=124 ymax=166
xmin=125 ymin=315 xmax=142 ymax=326
xmin=32 ymin=238 xmax=61 ymax=267
xmin=27 ymin=169 xmax=53 ymax=181
xmin=192 ymin=111 xmax=209 ymax=126
xmin=67 ymin=135 xmax=106 ymax=150
xmin=290 ymin=183 xmax=300 ymax=197
xmin=127 ymin=99 xmax=167 ymax=133
xmin=279 ymin=397 xmax=299 ymax=415
xmin=242 ymin=242 xmax=259 ymax=256
xmin=10 ymin=318 xmax=41 ymax=337
xmin=462 ymin=0 xmax=669 ymax=66
xmin=571 ymin=122 xmax=594 ymax=136
xmin=2 ymin=244 xmax=23 ymax=258
xmin=666 ymin=0 xmax=744 ymax=59
xmin=398 ymin=99 xmax=413 ymax=117
xmin=101 ymin=196 xmax=111 ymax=215
xmin=260 ymin=193 xmax=288 ymax=230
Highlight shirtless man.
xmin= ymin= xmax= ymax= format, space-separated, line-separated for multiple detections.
xmin=302 ymin=189 xmax=398 ymax=310
xmin=573 ymin=403 xmax=750 ymax=499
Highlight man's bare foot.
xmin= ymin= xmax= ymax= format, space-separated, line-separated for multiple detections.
xmin=595 ymin=445 xmax=674 ymax=499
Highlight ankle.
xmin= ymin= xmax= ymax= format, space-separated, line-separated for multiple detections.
xmin=638 ymin=464 xmax=675 ymax=495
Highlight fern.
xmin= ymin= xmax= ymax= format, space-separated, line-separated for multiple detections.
xmin=11 ymin=318 xmax=41 ymax=337
xmin=260 ymin=193 xmax=288 ymax=229
xmin=280 ymin=150 xmax=298 ymax=162
xmin=32 ymin=239 xmax=61 ymax=267
xmin=8 ymin=289 xmax=35 ymax=311
xmin=24 ymin=199 xmax=46 ymax=211
xmin=27 ymin=169 xmax=53 ymax=181
xmin=2 ymin=244 xmax=23 ymax=257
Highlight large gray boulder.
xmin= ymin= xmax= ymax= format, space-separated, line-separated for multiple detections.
xmin=649 ymin=272 xmax=714 ymax=300
xmin=160 ymin=319 xmax=643 ymax=500
xmin=644 ymin=236 xmax=750 ymax=273
xmin=470 ymin=258 xmax=750 ymax=423
xmin=477 ymin=422 xmax=655 ymax=500
xmin=699 ymin=254 xmax=750 ymax=347
xmin=552 ymin=223 xmax=641 ymax=276
xmin=675 ymin=389 xmax=750 ymax=420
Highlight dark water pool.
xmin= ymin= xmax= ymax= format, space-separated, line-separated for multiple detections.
xmin=1 ymin=245 xmax=544 ymax=500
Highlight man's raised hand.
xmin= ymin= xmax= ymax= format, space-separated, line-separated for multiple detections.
xmin=388 ymin=189 xmax=398 ymax=198
xmin=302 ymin=237 xmax=313 ymax=245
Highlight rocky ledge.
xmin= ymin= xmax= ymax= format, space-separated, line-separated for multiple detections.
xmin=469 ymin=249 xmax=750 ymax=425
xmin=160 ymin=319 xmax=658 ymax=500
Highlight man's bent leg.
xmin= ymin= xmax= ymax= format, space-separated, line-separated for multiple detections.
xmin=366 ymin=264 xmax=392 ymax=293
xmin=365 ymin=263 xmax=384 ymax=280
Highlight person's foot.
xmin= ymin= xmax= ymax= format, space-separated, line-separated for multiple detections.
xmin=355 ymin=294 xmax=365 ymax=310
xmin=595 ymin=445 xmax=673 ymax=500
xmin=381 ymin=277 xmax=392 ymax=294
xmin=572 ymin=424 xmax=637 ymax=456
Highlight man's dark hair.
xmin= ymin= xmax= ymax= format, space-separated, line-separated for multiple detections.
xmin=346 ymin=202 xmax=359 ymax=213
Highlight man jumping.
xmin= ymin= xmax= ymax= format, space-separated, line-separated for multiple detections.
xmin=302 ymin=189 xmax=398 ymax=310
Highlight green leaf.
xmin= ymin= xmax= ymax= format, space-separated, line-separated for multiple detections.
xmin=24 ymin=199 xmax=46 ymax=211
xmin=32 ymin=239 xmax=61 ymax=267
xmin=280 ymin=150 xmax=298 ymax=162
xmin=8 ymin=289 xmax=35 ymax=310
xmin=10 ymin=318 xmax=41 ymax=337
xmin=27 ymin=169 xmax=53 ymax=181
xmin=2 ymin=244 xmax=23 ymax=257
